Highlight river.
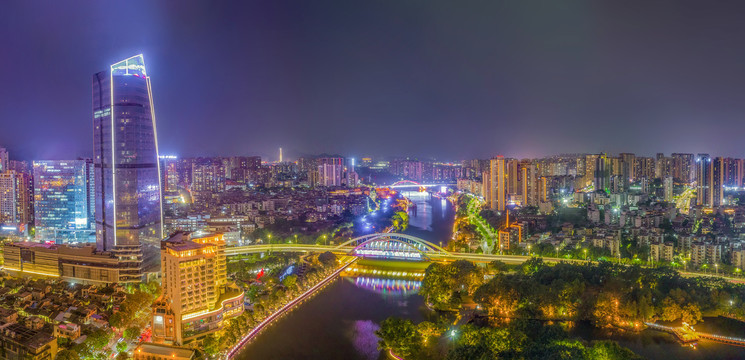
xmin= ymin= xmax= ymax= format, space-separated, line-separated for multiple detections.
xmin=235 ymin=191 xmax=745 ymax=359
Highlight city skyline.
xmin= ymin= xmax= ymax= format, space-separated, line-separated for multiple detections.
xmin=3 ymin=3 xmax=745 ymax=359
xmin=5 ymin=2 xmax=745 ymax=161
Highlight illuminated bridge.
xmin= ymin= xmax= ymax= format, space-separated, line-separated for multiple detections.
xmin=383 ymin=180 xmax=456 ymax=189
xmin=339 ymin=233 xmax=450 ymax=261
xmin=225 ymin=233 xmax=451 ymax=261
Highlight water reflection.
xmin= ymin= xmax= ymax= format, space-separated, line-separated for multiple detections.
xmin=350 ymin=277 xmax=422 ymax=294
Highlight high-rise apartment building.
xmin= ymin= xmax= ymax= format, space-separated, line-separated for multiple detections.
xmin=391 ymin=159 xmax=423 ymax=182
xmin=317 ymin=157 xmax=344 ymax=187
xmin=191 ymin=162 xmax=226 ymax=197
xmin=663 ymin=176 xmax=674 ymax=202
xmin=583 ymin=154 xmax=597 ymax=188
xmin=33 ymin=160 xmax=95 ymax=243
xmin=696 ymin=154 xmax=712 ymax=207
xmin=672 ymin=153 xmax=694 ymax=183
xmin=619 ymin=153 xmax=636 ymax=190
xmin=712 ymin=157 xmax=724 ymax=207
xmin=489 ymin=156 xmax=507 ymax=211
xmin=594 ymin=154 xmax=610 ymax=192
xmin=636 ymin=157 xmax=655 ymax=180
xmin=0 ymin=171 xmax=33 ymax=227
xmin=152 ymin=232 xmax=244 ymax=345
xmin=0 ymin=147 xmax=8 ymax=173
xmin=521 ymin=162 xmax=539 ymax=207
xmin=722 ymin=158 xmax=744 ymax=187
xmin=92 ymin=55 xmax=163 ymax=281
xmin=318 ymin=163 xmax=343 ymax=187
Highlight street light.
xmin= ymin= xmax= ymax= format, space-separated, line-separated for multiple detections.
xmin=555 ymin=247 xmax=559 ymax=258
xmin=715 ymin=263 xmax=719 ymax=275
xmin=583 ymin=249 xmax=588 ymax=261
xmin=294 ymin=234 xmax=298 ymax=244
xmin=682 ymin=260 xmax=686 ymax=271
xmin=528 ymin=245 xmax=532 ymax=256
xmin=323 ymin=234 xmax=328 ymax=246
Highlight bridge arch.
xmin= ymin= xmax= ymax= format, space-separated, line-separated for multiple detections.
xmin=351 ymin=238 xmax=428 ymax=260
xmin=337 ymin=233 xmax=450 ymax=256
xmin=390 ymin=180 xmax=421 ymax=187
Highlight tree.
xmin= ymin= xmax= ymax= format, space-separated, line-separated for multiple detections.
xmin=489 ymin=260 xmax=510 ymax=273
xmin=108 ymin=312 xmax=126 ymax=329
xmin=55 ymin=350 xmax=80 ymax=360
xmin=376 ymin=317 xmax=422 ymax=358
xmin=521 ymin=257 xmax=545 ymax=275
xmin=420 ymin=263 xmax=454 ymax=308
xmin=123 ymin=326 xmax=140 ymax=342
xmin=585 ymin=340 xmax=643 ymax=359
xmin=282 ymin=274 xmax=298 ymax=290
xmin=203 ymin=335 xmax=220 ymax=356
xmin=318 ymin=251 xmax=337 ymax=266
xmin=87 ymin=328 xmax=112 ymax=351
xmin=391 ymin=211 xmax=409 ymax=231
xmin=116 ymin=341 xmax=128 ymax=353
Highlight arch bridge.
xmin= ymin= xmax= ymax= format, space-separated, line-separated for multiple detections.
xmin=336 ymin=233 xmax=450 ymax=261
xmin=384 ymin=180 xmax=456 ymax=189
xmin=224 ymin=233 xmax=451 ymax=262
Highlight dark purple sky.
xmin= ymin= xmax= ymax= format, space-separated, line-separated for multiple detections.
xmin=2 ymin=1 xmax=745 ymax=161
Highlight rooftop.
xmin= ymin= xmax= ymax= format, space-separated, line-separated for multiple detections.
xmin=136 ymin=343 xmax=195 ymax=358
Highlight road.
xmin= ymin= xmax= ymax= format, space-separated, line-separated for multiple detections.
xmin=226 ymin=243 xmax=581 ymax=265
xmin=226 ymin=243 xmax=744 ymax=283
xmin=675 ymin=186 xmax=695 ymax=214
xmin=465 ymin=195 xmax=497 ymax=246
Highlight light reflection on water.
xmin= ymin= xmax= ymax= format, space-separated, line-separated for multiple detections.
xmin=350 ymin=276 xmax=422 ymax=294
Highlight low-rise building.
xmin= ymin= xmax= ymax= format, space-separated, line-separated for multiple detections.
xmin=732 ymin=248 xmax=745 ymax=271
xmin=0 ymin=322 xmax=57 ymax=360
xmin=650 ymin=242 xmax=675 ymax=263
xmin=3 ymin=242 xmax=123 ymax=284
xmin=133 ymin=343 xmax=196 ymax=360
xmin=691 ymin=242 xmax=722 ymax=267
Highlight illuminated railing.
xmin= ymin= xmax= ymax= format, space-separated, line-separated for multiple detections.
xmin=226 ymin=259 xmax=357 ymax=358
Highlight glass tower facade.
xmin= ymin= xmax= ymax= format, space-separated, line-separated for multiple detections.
xmin=93 ymin=55 xmax=163 ymax=280
xmin=33 ymin=160 xmax=95 ymax=243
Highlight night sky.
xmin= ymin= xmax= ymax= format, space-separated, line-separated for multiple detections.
xmin=3 ymin=1 xmax=745 ymax=161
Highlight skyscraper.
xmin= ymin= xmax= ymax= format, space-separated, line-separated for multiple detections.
xmin=92 ymin=55 xmax=163 ymax=281
xmin=33 ymin=160 xmax=95 ymax=243
xmin=318 ymin=157 xmax=344 ymax=186
xmin=619 ymin=153 xmax=636 ymax=191
xmin=521 ymin=162 xmax=538 ymax=207
xmin=672 ymin=153 xmax=694 ymax=183
xmin=594 ymin=154 xmax=610 ymax=192
xmin=489 ymin=156 xmax=506 ymax=211
xmin=0 ymin=147 xmax=8 ymax=173
xmin=712 ymin=157 xmax=724 ymax=207
xmin=0 ymin=171 xmax=32 ymax=227
xmin=663 ymin=176 xmax=674 ymax=202
xmin=696 ymin=154 xmax=712 ymax=207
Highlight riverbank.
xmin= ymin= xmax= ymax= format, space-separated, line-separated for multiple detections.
xmin=226 ymin=256 xmax=358 ymax=358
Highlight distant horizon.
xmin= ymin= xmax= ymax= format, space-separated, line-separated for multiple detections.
xmin=3 ymin=145 xmax=741 ymax=164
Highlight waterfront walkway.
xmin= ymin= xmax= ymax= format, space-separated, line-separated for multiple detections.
xmin=645 ymin=322 xmax=745 ymax=347
xmin=225 ymin=258 xmax=358 ymax=359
